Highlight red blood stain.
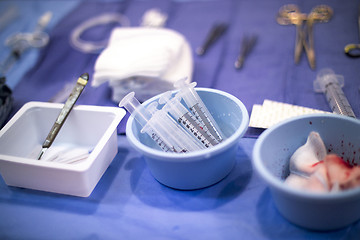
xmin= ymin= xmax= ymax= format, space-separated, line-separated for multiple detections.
xmin=311 ymin=161 xmax=323 ymax=168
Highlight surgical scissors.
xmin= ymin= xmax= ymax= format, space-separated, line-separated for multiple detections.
xmin=344 ymin=5 xmax=360 ymax=58
xmin=277 ymin=5 xmax=333 ymax=69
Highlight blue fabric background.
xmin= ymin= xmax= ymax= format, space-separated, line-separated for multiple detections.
xmin=8 ymin=0 xmax=360 ymax=134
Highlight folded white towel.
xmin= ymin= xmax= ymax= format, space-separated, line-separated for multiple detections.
xmin=93 ymin=27 xmax=193 ymax=102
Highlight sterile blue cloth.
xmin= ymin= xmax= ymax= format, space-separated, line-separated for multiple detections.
xmin=0 ymin=0 xmax=360 ymax=239
xmin=7 ymin=0 xmax=360 ymax=135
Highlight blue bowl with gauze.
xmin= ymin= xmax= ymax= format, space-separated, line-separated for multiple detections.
xmin=126 ymin=88 xmax=249 ymax=190
xmin=252 ymin=114 xmax=360 ymax=231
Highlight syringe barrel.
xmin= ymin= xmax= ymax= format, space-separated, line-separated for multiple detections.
xmin=144 ymin=108 xmax=205 ymax=152
xmin=159 ymin=91 xmax=187 ymax=119
xmin=141 ymin=121 xmax=179 ymax=152
xmin=313 ymin=69 xmax=356 ymax=118
xmin=174 ymin=78 xmax=199 ymax=107
xmin=178 ymin=86 xmax=199 ymax=108
xmin=119 ymin=92 xmax=152 ymax=127
xmin=164 ymin=97 xmax=188 ymax=119
xmin=160 ymin=92 xmax=218 ymax=148
xmin=325 ymin=82 xmax=356 ymax=118
xmin=176 ymin=80 xmax=225 ymax=141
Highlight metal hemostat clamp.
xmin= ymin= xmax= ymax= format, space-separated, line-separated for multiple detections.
xmin=276 ymin=4 xmax=333 ymax=69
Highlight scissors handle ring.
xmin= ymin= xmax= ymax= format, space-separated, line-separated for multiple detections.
xmin=276 ymin=4 xmax=306 ymax=25
xmin=344 ymin=43 xmax=360 ymax=58
xmin=308 ymin=5 xmax=333 ymax=23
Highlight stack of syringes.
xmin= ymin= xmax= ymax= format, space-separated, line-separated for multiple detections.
xmin=119 ymin=78 xmax=225 ymax=153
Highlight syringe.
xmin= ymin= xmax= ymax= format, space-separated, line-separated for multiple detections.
xmin=174 ymin=78 xmax=225 ymax=142
xmin=119 ymin=92 xmax=203 ymax=153
xmin=146 ymin=102 xmax=205 ymax=152
xmin=120 ymin=92 xmax=175 ymax=152
xmin=314 ymin=69 xmax=356 ymax=118
xmin=159 ymin=91 xmax=219 ymax=148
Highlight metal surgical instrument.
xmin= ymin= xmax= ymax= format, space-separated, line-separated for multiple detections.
xmin=277 ymin=5 xmax=333 ymax=69
xmin=234 ymin=35 xmax=257 ymax=70
xmin=196 ymin=23 xmax=228 ymax=56
xmin=0 ymin=11 xmax=52 ymax=77
xmin=344 ymin=5 xmax=360 ymax=58
xmin=37 ymin=73 xmax=89 ymax=160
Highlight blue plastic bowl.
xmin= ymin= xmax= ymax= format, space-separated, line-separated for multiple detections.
xmin=253 ymin=114 xmax=360 ymax=231
xmin=126 ymin=88 xmax=249 ymax=190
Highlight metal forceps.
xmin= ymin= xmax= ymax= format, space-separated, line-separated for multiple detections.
xmin=277 ymin=5 xmax=333 ymax=69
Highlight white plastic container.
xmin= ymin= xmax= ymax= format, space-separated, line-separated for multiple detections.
xmin=0 ymin=101 xmax=125 ymax=197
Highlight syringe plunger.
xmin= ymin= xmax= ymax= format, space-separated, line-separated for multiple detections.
xmin=313 ymin=68 xmax=344 ymax=93
xmin=159 ymin=91 xmax=187 ymax=118
xmin=174 ymin=79 xmax=199 ymax=107
xmin=313 ymin=68 xmax=356 ymax=118
xmin=119 ymin=91 xmax=152 ymax=127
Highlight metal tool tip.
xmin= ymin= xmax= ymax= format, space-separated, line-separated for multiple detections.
xmin=37 ymin=148 xmax=47 ymax=160
xmin=309 ymin=61 xmax=316 ymax=70
xmin=80 ymin=73 xmax=89 ymax=81
xmin=234 ymin=60 xmax=243 ymax=70
xmin=196 ymin=48 xmax=205 ymax=56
